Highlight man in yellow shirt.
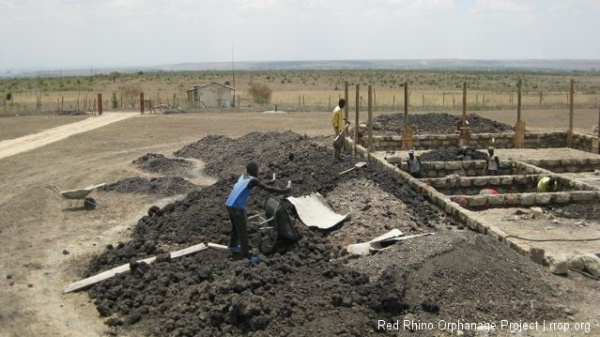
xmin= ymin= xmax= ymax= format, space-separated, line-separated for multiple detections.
xmin=332 ymin=99 xmax=348 ymax=162
xmin=537 ymin=176 xmax=558 ymax=193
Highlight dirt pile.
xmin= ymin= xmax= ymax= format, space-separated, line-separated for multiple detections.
xmin=419 ymin=147 xmax=488 ymax=162
xmin=350 ymin=231 xmax=563 ymax=325
xmin=373 ymin=113 xmax=513 ymax=135
xmin=84 ymin=131 xmax=562 ymax=336
xmin=102 ymin=177 xmax=198 ymax=196
xmin=133 ymin=153 xmax=192 ymax=175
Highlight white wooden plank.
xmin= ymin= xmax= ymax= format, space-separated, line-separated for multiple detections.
xmin=63 ymin=243 xmax=207 ymax=294
xmin=207 ymin=243 xmax=229 ymax=250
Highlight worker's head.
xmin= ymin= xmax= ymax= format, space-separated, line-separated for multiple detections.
xmin=338 ymin=99 xmax=346 ymax=109
xmin=246 ymin=162 xmax=259 ymax=178
xmin=548 ymin=176 xmax=559 ymax=191
xmin=488 ymin=146 xmax=495 ymax=154
xmin=408 ymin=149 xmax=415 ymax=158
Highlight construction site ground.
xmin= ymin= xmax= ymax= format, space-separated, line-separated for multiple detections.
xmin=0 ymin=111 xmax=599 ymax=337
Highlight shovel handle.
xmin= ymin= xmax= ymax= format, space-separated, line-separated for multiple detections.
xmin=339 ymin=167 xmax=356 ymax=175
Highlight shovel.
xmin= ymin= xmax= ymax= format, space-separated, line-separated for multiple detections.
xmin=339 ymin=161 xmax=367 ymax=175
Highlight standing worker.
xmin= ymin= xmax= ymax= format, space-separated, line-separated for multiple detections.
xmin=225 ymin=162 xmax=291 ymax=264
xmin=407 ymin=149 xmax=422 ymax=178
xmin=332 ymin=99 xmax=349 ymax=162
xmin=537 ymin=176 xmax=559 ymax=193
xmin=483 ymin=146 xmax=500 ymax=175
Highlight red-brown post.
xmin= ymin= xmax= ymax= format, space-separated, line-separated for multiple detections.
xmin=97 ymin=93 xmax=103 ymax=116
xmin=140 ymin=92 xmax=145 ymax=114
xmin=567 ymin=79 xmax=574 ymax=148
xmin=368 ymin=85 xmax=373 ymax=152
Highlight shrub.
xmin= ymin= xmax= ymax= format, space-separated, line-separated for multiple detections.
xmin=111 ymin=91 xmax=118 ymax=109
xmin=248 ymin=82 xmax=272 ymax=105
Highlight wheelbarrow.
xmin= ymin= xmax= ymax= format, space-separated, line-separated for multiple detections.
xmin=249 ymin=196 xmax=302 ymax=254
xmin=46 ymin=183 xmax=106 ymax=210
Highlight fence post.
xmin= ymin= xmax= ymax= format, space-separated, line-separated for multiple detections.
xmin=567 ymin=79 xmax=574 ymax=148
xmin=97 ymin=93 xmax=103 ymax=116
xmin=459 ymin=81 xmax=470 ymax=146
xmin=140 ymin=92 xmax=145 ymax=114
xmin=355 ymin=84 xmax=360 ymax=156
xmin=368 ymin=85 xmax=373 ymax=152
xmin=401 ymin=82 xmax=413 ymax=150
xmin=514 ymin=79 xmax=525 ymax=149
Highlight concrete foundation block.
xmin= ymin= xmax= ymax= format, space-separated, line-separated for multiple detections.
xmin=506 ymin=238 xmax=530 ymax=256
xmin=473 ymin=178 xmax=487 ymax=187
xmin=499 ymin=161 xmax=511 ymax=169
xmin=488 ymin=195 xmax=504 ymax=206
xmin=570 ymin=191 xmax=595 ymax=202
xmin=391 ymin=136 xmax=402 ymax=141
xmin=545 ymin=159 xmax=560 ymax=167
xmin=466 ymin=169 xmax=477 ymax=176
xmin=432 ymin=179 xmax=446 ymax=188
xmin=504 ymin=194 xmax=520 ymax=206
xmin=446 ymin=162 xmax=460 ymax=170
xmin=552 ymin=192 xmax=571 ymax=204
xmin=468 ymin=195 xmax=488 ymax=207
xmin=386 ymin=156 xmax=403 ymax=164
xmin=588 ymin=158 xmax=599 ymax=166
xmin=534 ymin=194 xmax=552 ymax=205
xmin=487 ymin=225 xmax=507 ymax=241
xmin=520 ymin=193 xmax=536 ymax=206
xmin=500 ymin=177 xmax=513 ymax=185
xmin=434 ymin=163 xmax=446 ymax=170
xmin=530 ymin=247 xmax=546 ymax=265
xmin=459 ymin=178 xmax=471 ymax=187
xmin=489 ymin=177 xmax=500 ymax=185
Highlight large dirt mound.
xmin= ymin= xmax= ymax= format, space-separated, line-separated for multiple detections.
xmin=373 ymin=113 xmax=513 ymax=135
xmin=133 ymin=153 xmax=192 ymax=175
xmin=419 ymin=147 xmax=488 ymax=162
xmin=544 ymin=202 xmax=600 ymax=222
xmin=102 ymin=177 xmax=198 ymax=196
xmin=84 ymin=132 xmax=562 ymax=336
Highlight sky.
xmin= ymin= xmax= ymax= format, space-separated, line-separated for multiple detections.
xmin=1 ymin=0 xmax=599 ymax=71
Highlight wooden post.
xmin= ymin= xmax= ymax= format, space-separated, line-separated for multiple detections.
xmin=459 ymin=81 xmax=470 ymax=146
xmin=140 ymin=92 xmax=145 ymax=114
xmin=392 ymin=95 xmax=395 ymax=109
xmin=302 ymin=95 xmax=305 ymax=106
xmin=442 ymin=92 xmax=446 ymax=107
xmin=514 ymin=79 xmax=525 ymax=149
xmin=237 ymin=95 xmax=240 ymax=109
xmin=597 ymin=98 xmax=600 ymax=153
xmin=344 ymin=81 xmax=349 ymax=121
xmin=567 ymin=79 xmax=574 ymax=148
xmin=368 ymin=85 xmax=373 ymax=152
xmin=120 ymin=94 xmax=123 ymax=109
xmin=328 ymin=95 xmax=331 ymax=110
xmin=354 ymin=84 xmax=360 ymax=156
xmin=61 ymin=96 xmax=64 ymax=114
xmin=298 ymin=95 xmax=301 ymax=107
xmin=422 ymin=94 xmax=425 ymax=108
xmin=97 ymin=93 xmax=103 ymax=116
xmin=401 ymin=82 xmax=413 ymax=150
xmin=539 ymin=91 xmax=543 ymax=106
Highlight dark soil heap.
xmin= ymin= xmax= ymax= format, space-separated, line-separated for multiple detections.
xmin=102 ymin=177 xmax=198 ymax=196
xmin=419 ymin=146 xmax=488 ymax=162
xmin=545 ymin=202 xmax=600 ymax=222
xmin=85 ymin=131 xmax=561 ymax=336
xmin=133 ymin=153 xmax=193 ymax=175
xmin=373 ymin=113 xmax=513 ymax=135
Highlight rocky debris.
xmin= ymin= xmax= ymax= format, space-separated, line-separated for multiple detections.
xmin=420 ymin=146 xmax=488 ymax=162
xmin=373 ymin=113 xmax=513 ymax=135
xmin=133 ymin=153 xmax=192 ymax=175
xmin=85 ymin=132 xmax=563 ymax=336
xmin=544 ymin=202 xmax=600 ymax=222
xmin=102 ymin=177 xmax=198 ymax=196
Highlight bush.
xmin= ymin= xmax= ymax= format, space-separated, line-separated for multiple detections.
xmin=111 ymin=91 xmax=119 ymax=109
xmin=248 ymin=82 xmax=272 ymax=105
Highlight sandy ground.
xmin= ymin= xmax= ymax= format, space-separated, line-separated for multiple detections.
xmin=0 ymin=112 xmax=137 ymax=159
xmin=1 ymin=110 xmax=599 ymax=337
xmin=0 ymin=115 xmax=88 ymax=141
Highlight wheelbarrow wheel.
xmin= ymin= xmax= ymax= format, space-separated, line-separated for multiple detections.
xmin=84 ymin=197 xmax=97 ymax=210
xmin=259 ymin=236 xmax=275 ymax=254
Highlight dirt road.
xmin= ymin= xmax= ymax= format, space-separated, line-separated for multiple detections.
xmin=0 ymin=113 xmax=137 ymax=159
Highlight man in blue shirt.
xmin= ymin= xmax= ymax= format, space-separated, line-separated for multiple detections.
xmin=225 ymin=162 xmax=291 ymax=263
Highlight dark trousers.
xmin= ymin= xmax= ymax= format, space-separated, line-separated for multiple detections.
xmin=227 ymin=206 xmax=250 ymax=258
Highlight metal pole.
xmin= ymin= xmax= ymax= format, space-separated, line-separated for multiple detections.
xmin=517 ymin=79 xmax=522 ymax=122
xmin=568 ymin=79 xmax=574 ymax=147
xmin=344 ymin=81 xmax=349 ymax=121
xmin=404 ymin=82 xmax=408 ymax=128
xmin=462 ymin=81 xmax=467 ymax=124
xmin=140 ymin=92 xmax=144 ymax=114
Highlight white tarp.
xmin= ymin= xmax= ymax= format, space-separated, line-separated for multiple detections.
xmin=286 ymin=193 xmax=351 ymax=230
xmin=346 ymin=229 xmax=404 ymax=255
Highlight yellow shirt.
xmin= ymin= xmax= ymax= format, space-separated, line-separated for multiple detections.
xmin=537 ymin=177 xmax=557 ymax=193
xmin=332 ymin=106 xmax=344 ymax=133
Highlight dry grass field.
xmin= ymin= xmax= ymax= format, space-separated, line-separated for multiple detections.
xmin=1 ymin=70 xmax=600 ymax=115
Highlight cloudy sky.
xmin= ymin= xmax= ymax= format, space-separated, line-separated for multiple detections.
xmin=1 ymin=0 xmax=599 ymax=71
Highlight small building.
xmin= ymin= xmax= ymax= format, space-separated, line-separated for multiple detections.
xmin=187 ymin=82 xmax=235 ymax=108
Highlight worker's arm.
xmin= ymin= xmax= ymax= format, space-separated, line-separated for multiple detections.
xmin=249 ymin=178 xmax=290 ymax=194
xmin=494 ymin=156 xmax=500 ymax=168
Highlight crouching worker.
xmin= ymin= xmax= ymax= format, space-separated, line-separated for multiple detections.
xmin=225 ymin=162 xmax=291 ymax=264
xmin=407 ymin=149 xmax=422 ymax=178
xmin=537 ymin=176 xmax=559 ymax=193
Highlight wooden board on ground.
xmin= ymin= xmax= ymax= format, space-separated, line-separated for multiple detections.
xmin=63 ymin=243 xmax=207 ymax=294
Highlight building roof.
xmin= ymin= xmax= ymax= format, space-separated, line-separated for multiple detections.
xmin=187 ymin=82 xmax=235 ymax=92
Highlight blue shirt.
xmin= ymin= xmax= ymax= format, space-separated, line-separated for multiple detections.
xmin=225 ymin=175 xmax=254 ymax=210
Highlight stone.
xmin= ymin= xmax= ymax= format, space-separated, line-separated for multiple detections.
xmin=504 ymin=194 xmax=520 ymax=206
xmin=487 ymin=195 xmax=504 ymax=206
xmin=459 ymin=178 xmax=471 ymax=187
xmin=549 ymin=256 xmax=569 ymax=276
xmin=450 ymin=196 xmax=467 ymax=208
xmin=534 ymin=194 xmax=552 ymax=205
xmin=552 ymin=192 xmax=571 ymax=204
xmin=520 ymin=193 xmax=536 ymax=206
xmin=446 ymin=162 xmax=461 ymax=170
xmin=500 ymin=177 xmax=513 ymax=185
xmin=489 ymin=177 xmax=500 ymax=185
xmin=530 ymin=247 xmax=546 ymax=265
xmin=529 ymin=207 xmax=544 ymax=219
xmin=570 ymin=191 xmax=595 ymax=202
xmin=386 ymin=156 xmax=403 ymax=164
xmin=468 ymin=196 xmax=488 ymax=207
xmin=582 ymin=254 xmax=600 ymax=277
xmin=473 ymin=178 xmax=487 ymax=187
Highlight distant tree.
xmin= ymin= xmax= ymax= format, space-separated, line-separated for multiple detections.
xmin=108 ymin=72 xmax=121 ymax=83
xmin=248 ymin=82 xmax=272 ymax=105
